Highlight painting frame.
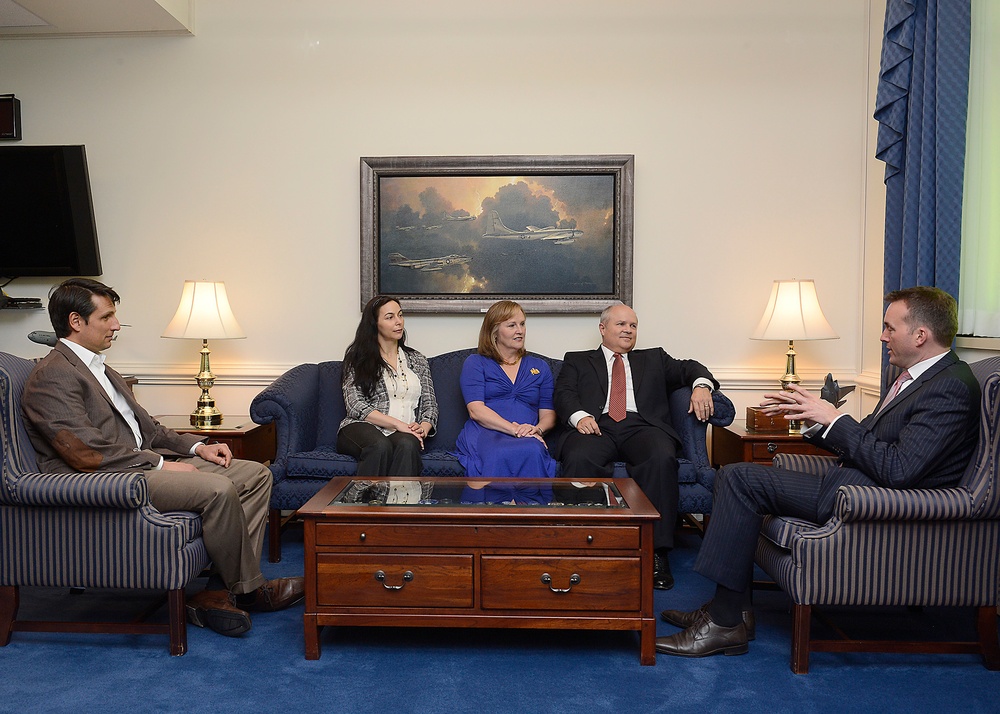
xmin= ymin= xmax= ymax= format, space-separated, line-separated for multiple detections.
xmin=360 ymin=154 xmax=634 ymax=314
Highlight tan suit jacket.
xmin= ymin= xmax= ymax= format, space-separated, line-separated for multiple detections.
xmin=22 ymin=341 xmax=203 ymax=473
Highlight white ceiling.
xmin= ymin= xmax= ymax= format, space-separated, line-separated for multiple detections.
xmin=0 ymin=0 xmax=193 ymax=38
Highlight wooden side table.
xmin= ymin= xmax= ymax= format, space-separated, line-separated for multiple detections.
xmin=711 ymin=420 xmax=829 ymax=467
xmin=155 ymin=415 xmax=276 ymax=464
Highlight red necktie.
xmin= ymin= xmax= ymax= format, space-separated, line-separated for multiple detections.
xmin=609 ymin=353 xmax=626 ymax=422
xmin=878 ymin=369 xmax=911 ymax=413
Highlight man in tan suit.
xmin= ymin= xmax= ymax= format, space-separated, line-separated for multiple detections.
xmin=22 ymin=278 xmax=303 ymax=637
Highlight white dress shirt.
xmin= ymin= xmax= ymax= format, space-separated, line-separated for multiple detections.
xmin=61 ymin=338 xmax=143 ymax=448
xmin=60 ymin=338 xmax=199 ymax=468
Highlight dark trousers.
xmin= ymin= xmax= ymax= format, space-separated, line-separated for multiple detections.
xmin=559 ymin=412 xmax=678 ymax=549
xmin=337 ymin=422 xmax=423 ymax=477
xmin=694 ymin=462 xmax=824 ymax=592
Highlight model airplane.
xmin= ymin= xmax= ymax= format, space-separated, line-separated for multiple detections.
xmin=820 ymin=373 xmax=856 ymax=408
xmin=482 ymin=210 xmax=582 ymax=244
xmin=388 ymin=252 xmax=471 ymax=272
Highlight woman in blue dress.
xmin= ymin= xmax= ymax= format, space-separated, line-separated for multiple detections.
xmin=454 ymin=301 xmax=558 ymax=498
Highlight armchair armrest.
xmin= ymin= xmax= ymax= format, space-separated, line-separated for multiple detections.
xmin=771 ymin=453 xmax=838 ymax=476
xmin=833 ymin=484 xmax=975 ymax=522
xmin=250 ymin=363 xmax=323 ymax=478
xmin=11 ymin=470 xmax=147 ymax=509
xmin=669 ymin=387 xmax=736 ymax=467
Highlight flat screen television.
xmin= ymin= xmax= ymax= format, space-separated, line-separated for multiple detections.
xmin=0 ymin=145 xmax=102 ymax=277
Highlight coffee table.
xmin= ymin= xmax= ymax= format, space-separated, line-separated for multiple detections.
xmin=299 ymin=476 xmax=659 ymax=664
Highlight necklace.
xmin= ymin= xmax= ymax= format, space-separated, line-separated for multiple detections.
xmin=387 ymin=351 xmax=409 ymax=400
xmin=500 ymin=354 xmax=520 ymax=366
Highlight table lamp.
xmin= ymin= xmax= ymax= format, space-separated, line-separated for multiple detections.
xmin=161 ymin=280 xmax=246 ymax=427
xmin=750 ymin=279 xmax=838 ymax=433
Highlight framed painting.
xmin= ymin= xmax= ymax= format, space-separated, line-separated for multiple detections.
xmin=360 ymin=154 xmax=634 ymax=313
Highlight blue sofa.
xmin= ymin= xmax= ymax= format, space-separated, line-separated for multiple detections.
xmin=250 ymin=347 xmax=735 ymax=561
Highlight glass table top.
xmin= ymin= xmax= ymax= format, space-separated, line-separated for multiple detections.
xmin=327 ymin=478 xmax=626 ymax=509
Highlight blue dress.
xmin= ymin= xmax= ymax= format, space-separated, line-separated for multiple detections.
xmin=453 ymin=354 xmax=559 ymax=481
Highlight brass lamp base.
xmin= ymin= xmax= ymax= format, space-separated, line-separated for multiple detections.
xmin=780 ymin=339 xmax=802 ymax=435
xmin=190 ymin=338 xmax=224 ymax=427
xmin=190 ymin=406 xmax=223 ymax=428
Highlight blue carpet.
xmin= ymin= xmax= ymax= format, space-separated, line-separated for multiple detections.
xmin=2 ymin=529 xmax=998 ymax=713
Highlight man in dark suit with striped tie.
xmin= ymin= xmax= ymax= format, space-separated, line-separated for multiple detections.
xmin=656 ymin=286 xmax=980 ymax=657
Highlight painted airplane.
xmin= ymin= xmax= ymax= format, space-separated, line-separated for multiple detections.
xmin=443 ymin=214 xmax=476 ymax=221
xmin=388 ymin=252 xmax=471 ymax=272
xmin=482 ymin=210 xmax=582 ymax=245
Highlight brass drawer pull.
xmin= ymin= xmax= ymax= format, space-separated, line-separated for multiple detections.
xmin=374 ymin=570 xmax=413 ymax=590
xmin=540 ymin=572 xmax=581 ymax=593
xmin=767 ymin=442 xmax=778 ymax=454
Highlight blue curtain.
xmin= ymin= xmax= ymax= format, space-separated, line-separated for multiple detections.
xmin=874 ymin=0 xmax=971 ymax=300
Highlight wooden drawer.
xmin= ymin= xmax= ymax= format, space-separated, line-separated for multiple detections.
xmin=480 ymin=556 xmax=640 ymax=611
xmin=315 ymin=523 xmax=639 ymax=550
xmin=750 ymin=440 xmax=823 ymax=462
xmin=316 ymin=554 xmax=473 ymax=608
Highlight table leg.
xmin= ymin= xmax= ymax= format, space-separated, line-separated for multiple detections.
xmin=304 ymin=615 xmax=322 ymax=660
xmin=640 ymin=617 xmax=656 ymax=665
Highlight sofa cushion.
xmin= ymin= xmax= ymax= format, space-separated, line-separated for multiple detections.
xmin=759 ymin=514 xmax=825 ymax=550
xmin=419 ymin=449 xmax=466 ymax=476
xmin=287 ymin=447 xmax=359 ymax=478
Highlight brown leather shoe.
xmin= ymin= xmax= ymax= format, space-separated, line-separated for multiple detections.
xmin=660 ymin=603 xmax=756 ymax=640
xmin=241 ymin=576 xmax=305 ymax=612
xmin=186 ymin=589 xmax=252 ymax=637
xmin=654 ymin=609 xmax=749 ymax=657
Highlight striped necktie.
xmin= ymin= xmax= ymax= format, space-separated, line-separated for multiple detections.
xmin=609 ymin=353 xmax=626 ymax=422
xmin=877 ymin=369 xmax=911 ymax=413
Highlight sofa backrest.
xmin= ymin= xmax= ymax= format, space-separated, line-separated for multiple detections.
xmin=315 ymin=360 xmax=346 ymax=448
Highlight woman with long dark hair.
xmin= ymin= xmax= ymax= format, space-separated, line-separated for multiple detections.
xmin=337 ymin=296 xmax=438 ymax=476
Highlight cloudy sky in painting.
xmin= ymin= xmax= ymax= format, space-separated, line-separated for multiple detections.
xmin=377 ymin=174 xmax=615 ymax=296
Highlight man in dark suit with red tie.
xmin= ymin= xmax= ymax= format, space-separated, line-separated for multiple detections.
xmin=552 ymin=303 xmax=720 ymax=590
xmin=656 ymin=286 xmax=980 ymax=657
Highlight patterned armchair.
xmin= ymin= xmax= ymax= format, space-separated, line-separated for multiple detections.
xmin=251 ymin=348 xmax=735 ymax=561
xmin=756 ymin=356 xmax=1000 ymax=673
xmin=0 ymin=352 xmax=209 ymax=655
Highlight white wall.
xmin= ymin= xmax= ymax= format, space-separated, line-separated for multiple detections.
xmin=0 ymin=0 xmax=880 ymax=419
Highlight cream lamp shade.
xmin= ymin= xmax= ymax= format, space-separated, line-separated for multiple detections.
xmin=751 ymin=279 xmax=838 ymax=344
xmin=162 ymin=281 xmax=246 ymax=427
xmin=751 ymin=279 xmax=838 ymax=433
xmin=162 ymin=281 xmax=246 ymax=340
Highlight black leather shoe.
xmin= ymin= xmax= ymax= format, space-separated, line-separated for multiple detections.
xmin=660 ymin=603 xmax=756 ymax=641
xmin=655 ymin=609 xmax=748 ymax=657
xmin=653 ymin=552 xmax=674 ymax=590
xmin=186 ymin=589 xmax=252 ymax=637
